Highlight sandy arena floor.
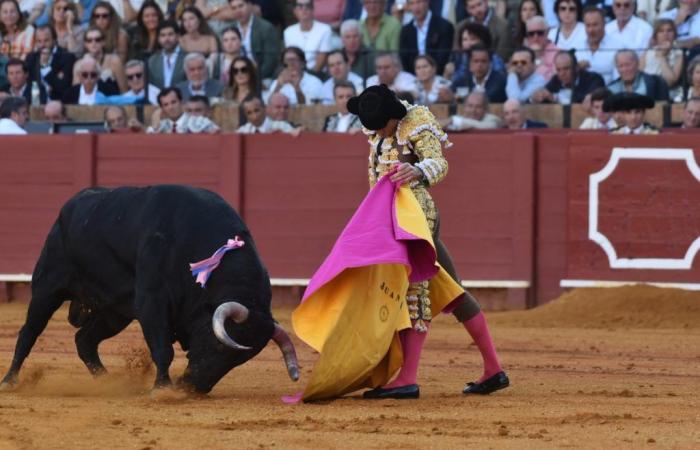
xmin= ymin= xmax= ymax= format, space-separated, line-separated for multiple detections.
xmin=0 ymin=285 xmax=699 ymax=450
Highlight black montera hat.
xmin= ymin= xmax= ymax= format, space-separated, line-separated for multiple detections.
xmin=346 ymin=84 xmax=407 ymax=130
xmin=603 ymin=92 xmax=655 ymax=112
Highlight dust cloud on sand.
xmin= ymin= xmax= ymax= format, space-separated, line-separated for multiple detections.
xmin=0 ymin=285 xmax=699 ymax=449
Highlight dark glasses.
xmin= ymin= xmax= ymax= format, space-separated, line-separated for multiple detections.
xmin=232 ymin=66 xmax=248 ymax=74
xmin=81 ymin=71 xmax=99 ymax=79
xmin=526 ymin=30 xmax=546 ymax=37
xmin=85 ymin=37 xmax=103 ymax=43
xmin=295 ymin=3 xmax=312 ymax=9
xmin=558 ymin=5 xmax=577 ymax=12
xmin=127 ymin=72 xmax=143 ymax=80
xmin=93 ymin=13 xmax=111 ymax=19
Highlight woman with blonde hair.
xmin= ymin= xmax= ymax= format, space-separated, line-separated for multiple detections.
xmin=89 ymin=1 xmax=128 ymax=62
xmin=0 ymin=0 xmax=34 ymax=59
xmin=641 ymin=19 xmax=683 ymax=101
xmin=48 ymin=0 xmax=85 ymax=54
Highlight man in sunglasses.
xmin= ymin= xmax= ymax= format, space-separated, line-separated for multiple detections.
xmin=123 ymin=60 xmax=160 ymax=105
xmin=524 ymin=16 xmax=559 ymax=82
xmin=605 ymin=0 xmax=652 ymax=53
xmin=506 ymin=47 xmax=546 ymax=102
xmin=61 ymin=56 xmax=108 ymax=105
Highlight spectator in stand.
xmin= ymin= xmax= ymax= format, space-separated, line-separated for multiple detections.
xmin=48 ymin=0 xmax=85 ymax=54
xmin=323 ymin=80 xmax=362 ymax=133
xmin=576 ymin=6 xmax=622 ymax=85
xmin=314 ymin=0 xmax=344 ymax=32
xmin=548 ymin=0 xmax=586 ymax=51
xmin=341 ymin=19 xmax=375 ymax=79
xmin=641 ymin=19 xmax=683 ymax=101
xmin=608 ymin=49 xmax=669 ymax=101
xmin=413 ymin=54 xmax=453 ymax=105
xmin=149 ymin=86 xmax=220 ymax=133
xmin=127 ymin=1 xmax=164 ymax=61
xmin=102 ymin=0 xmax=139 ymax=23
xmin=266 ymin=91 xmax=296 ymax=126
xmin=366 ymin=52 xmax=417 ymax=95
xmin=89 ymin=1 xmax=128 ymax=62
xmin=439 ymin=90 xmax=503 ymax=130
xmin=75 ymin=26 xmax=126 ymax=94
xmin=184 ymin=94 xmax=212 ymax=118
xmin=637 ymin=0 xmax=673 ymax=23
xmin=207 ymin=26 xmax=244 ymax=86
xmin=19 ymin=0 xmax=46 ymax=25
xmin=361 ymin=0 xmax=401 ymax=51
xmin=398 ymin=0 xmax=454 ymax=75
xmin=147 ymin=20 xmax=186 ymax=89
xmin=320 ymin=50 xmax=364 ymax=104
xmin=682 ymin=96 xmax=700 ymax=127
xmin=659 ymin=0 xmax=700 ymax=49
xmin=26 ymin=25 xmax=75 ymax=101
xmin=176 ymin=52 xmax=223 ymax=101
xmin=123 ymin=59 xmax=160 ymax=104
xmin=237 ymin=95 xmax=301 ymax=135
xmin=605 ymin=0 xmax=652 ymax=54
xmin=677 ymin=55 xmax=700 ymax=102
xmin=2 ymin=57 xmax=47 ymax=103
xmin=43 ymin=99 xmax=67 ymax=122
xmin=266 ymin=46 xmax=323 ymax=105
xmin=514 ymin=0 xmax=543 ymax=45
xmin=531 ymin=50 xmax=604 ymax=104
xmin=0 ymin=0 xmax=35 ymax=59
xmin=445 ymin=23 xmax=506 ymax=88
xmin=229 ymin=0 xmax=281 ymax=81
xmin=178 ymin=6 xmax=217 ymax=57
xmin=524 ymin=16 xmax=559 ymax=81
xmin=62 ymin=55 xmax=110 ymax=104
xmin=506 ymin=46 xmax=546 ymax=102
xmin=503 ymin=98 xmax=548 ymax=128
xmin=284 ymin=0 xmax=332 ymax=74
xmin=0 ymin=95 xmax=27 ymax=133
xmin=193 ymin=0 xmax=236 ymax=36
xmin=456 ymin=0 xmax=510 ymax=61
xmin=104 ymin=104 xmax=144 ymax=132
xmin=223 ymin=55 xmax=259 ymax=103
xmin=451 ymin=44 xmax=507 ymax=102
xmin=579 ymin=87 xmax=617 ymax=129
xmin=605 ymin=91 xmax=659 ymax=134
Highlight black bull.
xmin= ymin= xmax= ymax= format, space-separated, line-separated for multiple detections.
xmin=0 ymin=185 xmax=299 ymax=393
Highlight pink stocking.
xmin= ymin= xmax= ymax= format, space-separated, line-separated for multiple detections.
xmin=384 ymin=321 xmax=430 ymax=388
xmin=463 ymin=311 xmax=502 ymax=382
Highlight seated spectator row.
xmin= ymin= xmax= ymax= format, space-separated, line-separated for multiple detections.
xmin=2 ymin=0 xmax=700 ymax=110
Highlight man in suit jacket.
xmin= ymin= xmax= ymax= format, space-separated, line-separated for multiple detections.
xmin=503 ymin=99 xmax=548 ymax=129
xmin=398 ymin=0 xmax=454 ymax=75
xmin=230 ymin=0 xmax=281 ymax=80
xmin=607 ymin=49 xmax=669 ymax=102
xmin=532 ymin=51 xmax=605 ymax=104
xmin=455 ymin=0 xmax=511 ymax=61
xmin=175 ymin=53 xmax=223 ymax=101
xmin=148 ymin=21 xmax=187 ymax=90
xmin=3 ymin=58 xmax=47 ymax=105
xmin=25 ymin=25 xmax=75 ymax=101
xmin=451 ymin=45 xmax=506 ymax=103
xmin=61 ymin=56 xmax=110 ymax=105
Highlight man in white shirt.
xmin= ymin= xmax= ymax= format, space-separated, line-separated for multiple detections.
xmin=0 ymin=96 xmax=28 ymax=135
xmin=322 ymin=81 xmax=362 ymax=133
xmin=366 ymin=52 xmax=417 ymax=94
xmin=283 ymin=0 xmax=332 ymax=73
xmin=266 ymin=92 xmax=298 ymax=128
xmin=148 ymin=87 xmax=220 ymax=133
xmin=320 ymin=50 xmax=364 ymax=104
xmin=577 ymin=7 xmax=623 ymax=84
xmin=237 ymin=96 xmax=301 ymax=135
xmin=439 ymin=90 xmax=502 ymax=130
xmin=266 ymin=46 xmax=323 ymax=105
xmin=124 ymin=60 xmax=160 ymax=104
xmin=659 ymin=0 xmax=700 ymax=48
xmin=605 ymin=0 xmax=652 ymax=54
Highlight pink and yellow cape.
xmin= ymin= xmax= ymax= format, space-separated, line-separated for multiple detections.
xmin=291 ymin=172 xmax=464 ymax=402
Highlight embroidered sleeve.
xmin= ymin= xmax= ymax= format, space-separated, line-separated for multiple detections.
xmin=367 ymin=136 xmax=378 ymax=188
xmin=411 ymin=130 xmax=448 ymax=187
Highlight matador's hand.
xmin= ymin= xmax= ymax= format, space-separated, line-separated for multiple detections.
xmin=390 ymin=162 xmax=423 ymax=185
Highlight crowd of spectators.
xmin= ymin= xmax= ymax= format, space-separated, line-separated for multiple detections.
xmin=2 ymin=0 xmax=700 ymax=134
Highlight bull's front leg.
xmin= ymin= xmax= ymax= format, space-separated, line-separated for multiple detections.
xmin=137 ymin=313 xmax=175 ymax=389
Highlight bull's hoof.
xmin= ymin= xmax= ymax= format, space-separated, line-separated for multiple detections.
xmin=0 ymin=380 xmax=17 ymax=392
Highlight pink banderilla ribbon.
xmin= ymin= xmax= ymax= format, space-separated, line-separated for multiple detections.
xmin=189 ymin=236 xmax=245 ymax=287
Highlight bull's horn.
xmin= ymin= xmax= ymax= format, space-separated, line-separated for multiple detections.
xmin=212 ymin=302 xmax=252 ymax=350
xmin=271 ymin=323 xmax=300 ymax=381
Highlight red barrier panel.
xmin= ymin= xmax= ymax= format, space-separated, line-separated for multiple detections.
xmin=566 ymin=134 xmax=700 ymax=287
xmin=0 ymin=135 xmax=94 ymax=274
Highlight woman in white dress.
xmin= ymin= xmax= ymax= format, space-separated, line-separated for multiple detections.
xmin=547 ymin=0 xmax=586 ymax=51
xmin=641 ymin=19 xmax=683 ymax=101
